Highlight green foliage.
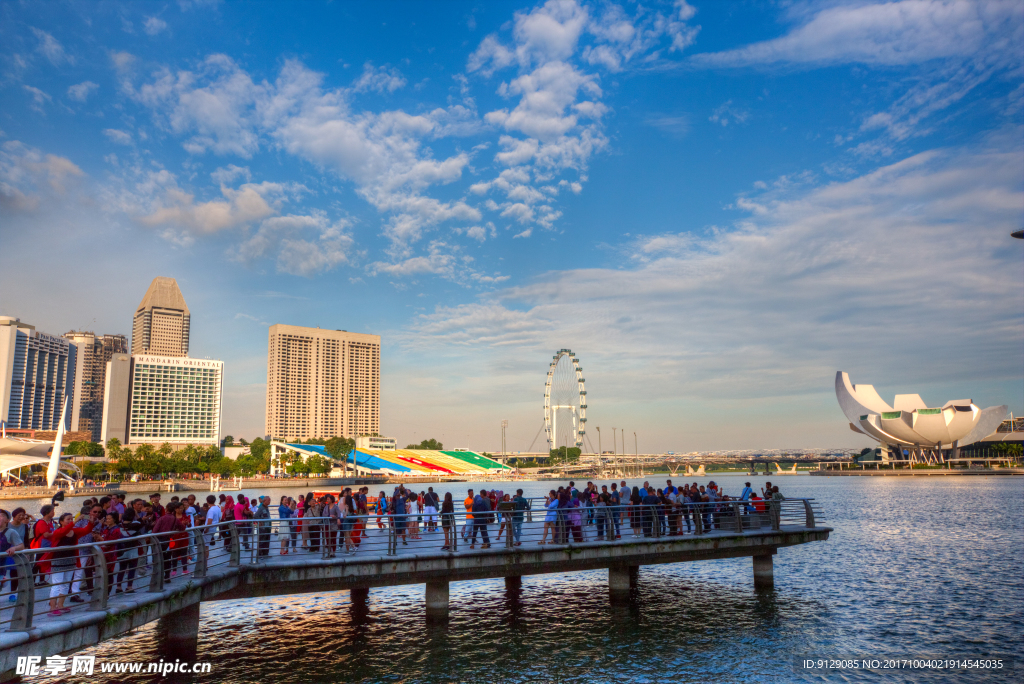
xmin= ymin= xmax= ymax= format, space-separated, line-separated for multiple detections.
xmin=222 ymin=435 xmax=235 ymax=447
xmin=65 ymin=441 xmax=104 ymax=458
xmin=549 ymin=446 xmax=581 ymax=463
xmin=82 ymin=462 xmax=106 ymax=480
xmin=990 ymin=442 xmax=1023 ymax=458
xmin=235 ymin=437 xmax=270 ymax=476
xmin=406 ymin=438 xmax=443 ymax=450
xmin=324 ymin=436 xmax=354 ymax=459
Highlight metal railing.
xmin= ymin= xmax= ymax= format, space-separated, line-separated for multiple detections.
xmin=0 ymin=498 xmax=820 ymax=633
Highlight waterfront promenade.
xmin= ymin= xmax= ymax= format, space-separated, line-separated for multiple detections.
xmin=0 ymin=500 xmax=827 ymax=675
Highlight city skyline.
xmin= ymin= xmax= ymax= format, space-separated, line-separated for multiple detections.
xmin=1 ymin=1 xmax=1021 ymax=452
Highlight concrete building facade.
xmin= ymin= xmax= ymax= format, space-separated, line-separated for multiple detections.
xmin=266 ymin=324 xmax=380 ymax=442
xmin=0 ymin=316 xmax=77 ymax=431
xmin=64 ymin=331 xmax=128 ymax=441
xmin=100 ymin=353 xmax=132 ymax=445
xmin=131 ymin=277 xmax=190 ymax=357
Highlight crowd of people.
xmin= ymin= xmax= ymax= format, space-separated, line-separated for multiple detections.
xmin=0 ymin=479 xmax=784 ymax=617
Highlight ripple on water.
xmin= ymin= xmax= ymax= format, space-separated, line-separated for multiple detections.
xmin=22 ymin=475 xmax=1024 ymax=683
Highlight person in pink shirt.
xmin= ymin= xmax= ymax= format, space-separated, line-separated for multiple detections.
xmin=234 ymin=496 xmax=250 ymax=550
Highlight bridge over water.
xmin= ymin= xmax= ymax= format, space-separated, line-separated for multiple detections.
xmin=0 ymin=499 xmax=828 ymax=675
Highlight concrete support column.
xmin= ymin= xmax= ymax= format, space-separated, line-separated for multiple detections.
xmin=350 ymin=586 xmax=370 ymax=603
xmin=425 ymin=580 xmax=449 ymax=620
xmin=157 ymin=602 xmax=200 ymax=661
xmin=505 ymin=576 xmax=522 ymax=590
xmin=609 ymin=565 xmax=638 ymax=601
xmin=753 ymin=554 xmax=774 ymax=590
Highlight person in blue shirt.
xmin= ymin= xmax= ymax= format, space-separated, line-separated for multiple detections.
xmin=278 ymin=496 xmax=294 ymax=556
xmin=664 ymin=480 xmax=677 ymax=497
xmin=470 ymin=490 xmax=492 ymax=548
xmin=511 ymin=489 xmax=529 ymax=546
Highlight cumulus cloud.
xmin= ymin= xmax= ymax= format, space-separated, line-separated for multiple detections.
xmin=144 ymin=17 xmax=168 ymax=35
xmin=352 ymin=63 xmax=406 ymax=93
xmin=67 ymin=81 xmax=99 ymax=102
xmin=31 ymin=28 xmax=72 ymax=66
xmin=137 ymin=181 xmax=280 ymax=234
xmin=0 ymin=141 xmax=84 ymax=212
xmin=466 ymin=0 xmax=698 ymax=235
xmin=237 ymin=212 xmax=354 ymax=276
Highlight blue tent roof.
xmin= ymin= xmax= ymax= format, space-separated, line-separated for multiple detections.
xmin=283 ymin=443 xmax=413 ymax=473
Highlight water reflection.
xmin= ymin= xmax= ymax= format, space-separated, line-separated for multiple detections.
xmin=18 ymin=475 xmax=1024 ymax=683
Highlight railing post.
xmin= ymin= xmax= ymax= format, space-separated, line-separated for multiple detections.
xmin=803 ymin=499 xmax=816 ymax=528
xmin=191 ymin=528 xmax=208 ymax=578
xmin=693 ymin=506 xmax=703 ymax=535
xmin=451 ymin=516 xmax=458 ymax=552
xmin=88 ymin=545 xmax=109 ymax=610
xmin=606 ymin=508 xmax=615 ymax=542
xmin=652 ymin=506 xmax=661 ymax=538
xmin=388 ymin=517 xmax=397 ymax=556
xmin=732 ymin=502 xmax=744 ymax=532
xmin=148 ymin=537 xmax=165 ymax=592
xmin=505 ymin=514 xmax=513 ymax=549
xmin=228 ymin=523 xmax=240 ymax=567
xmin=10 ymin=553 xmax=35 ymax=630
xmin=770 ymin=500 xmax=781 ymax=531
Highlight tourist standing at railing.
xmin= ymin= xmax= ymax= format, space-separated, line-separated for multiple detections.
xmin=289 ymin=497 xmax=300 ymax=548
xmin=100 ymin=512 xmax=123 ymax=595
xmin=0 ymin=509 xmax=25 ymax=603
xmin=152 ymin=503 xmax=180 ymax=582
xmin=608 ymin=485 xmax=622 ymax=539
xmin=594 ymin=491 xmax=609 ymax=540
xmin=440 ymin=493 xmax=455 ymax=550
xmin=423 ymin=487 xmax=439 ymax=532
xmin=278 ymin=496 xmax=294 ymax=556
xmin=639 ymin=487 xmax=658 ymax=537
xmin=255 ymin=496 xmax=271 ymax=559
xmin=234 ymin=496 xmax=250 ymax=551
xmin=375 ymin=492 xmax=388 ymax=529
xmin=307 ymin=495 xmax=323 ymax=553
xmin=204 ymin=495 xmax=222 ymax=548
xmin=392 ymin=488 xmax=409 ymax=546
xmin=567 ymin=491 xmax=584 ymax=542
xmin=341 ymin=492 xmax=357 ymax=555
xmin=769 ymin=486 xmax=784 ymax=528
xmin=511 ymin=489 xmax=529 ymax=547
xmin=461 ymin=489 xmax=474 ymax=542
xmin=628 ymin=487 xmax=641 ymax=537
xmin=470 ymin=489 xmax=492 ymax=549
xmin=539 ymin=490 xmax=558 ymax=544
xmin=495 ymin=494 xmax=513 ymax=542
xmin=118 ymin=508 xmax=142 ymax=594
xmin=69 ymin=505 xmax=104 ymax=604
xmin=47 ymin=512 xmax=97 ymax=616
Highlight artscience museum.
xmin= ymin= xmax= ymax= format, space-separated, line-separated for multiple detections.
xmin=835 ymin=371 xmax=1008 ymax=464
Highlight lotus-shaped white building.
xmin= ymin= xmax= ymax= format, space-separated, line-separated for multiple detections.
xmin=835 ymin=372 xmax=1007 ymax=463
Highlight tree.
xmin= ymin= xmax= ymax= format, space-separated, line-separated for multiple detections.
xmin=324 ymin=436 xmax=354 ymax=476
xmin=222 ymin=435 xmax=235 ymax=447
xmin=239 ymin=438 xmax=248 ymax=446
xmin=82 ymin=462 xmax=106 ymax=480
xmin=407 ymin=438 xmax=443 ymax=450
xmin=549 ymin=446 xmax=581 ymax=464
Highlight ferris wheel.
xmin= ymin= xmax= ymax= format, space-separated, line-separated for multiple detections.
xmin=544 ymin=349 xmax=587 ymax=450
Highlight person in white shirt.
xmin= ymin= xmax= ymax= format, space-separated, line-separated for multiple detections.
xmin=204 ymin=495 xmax=222 ymax=547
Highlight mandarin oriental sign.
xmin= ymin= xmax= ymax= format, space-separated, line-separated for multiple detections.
xmin=134 ymin=355 xmax=223 ymax=368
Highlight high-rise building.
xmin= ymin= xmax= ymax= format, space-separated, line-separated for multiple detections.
xmin=131 ymin=277 xmax=190 ymax=357
xmin=100 ymin=353 xmax=131 ymax=445
xmin=0 ymin=316 xmax=77 ymax=431
xmin=265 ymin=324 xmax=380 ymax=441
xmin=123 ymin=355 xmax=223 ymax=445
xmin=64 ymin=331 xmax=128 ymax=441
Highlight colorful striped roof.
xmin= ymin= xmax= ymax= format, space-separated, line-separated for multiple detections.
xmin=441 ymin=450 xmax=511 ymax=470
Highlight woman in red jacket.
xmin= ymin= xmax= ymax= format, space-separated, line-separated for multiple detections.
xmin=46 ymin=513 xmax=96 ymax=616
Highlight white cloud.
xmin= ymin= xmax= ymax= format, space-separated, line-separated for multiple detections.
xmin=352 ymin=63 xmax=406 ymax=93
xmin=22 ymin=86 xmax=51 ymax=113
xmin=31 ymin=28 xmax=72 ymax=66
xmin=138 ymin=181 xmax=280 ymax=234
xmin=144 ymin=17 xmax=169 ymax=35
xmin=691 ymin=0 xmax=1016 ymax=68
xmin=210 ymin=164 xmax=251 ymax=184
xmin=102 ymin=129 xmax=133 ymax=145
xmin=709 ymin=100 xmax=749 ymax=127
xmin=406 ymin=136 xmax=1023 ymax=410
xmin=691 ymin=0 xmax=1022 ymax=144
xmin=237 ymin=212 xmax=353 ymax=276
xmin=0 ymin=141 xmax=84 ymax=212
xmin=67 ymin=81 xmax=99 ymax=102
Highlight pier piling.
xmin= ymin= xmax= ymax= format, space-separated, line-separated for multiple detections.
xmin=425 ymin=580 xmax=450 ymax=620
xmin=609 ymin=565 xmax=638 ymax=601
xmin=753 ymin=553 xmax=775 ymax=589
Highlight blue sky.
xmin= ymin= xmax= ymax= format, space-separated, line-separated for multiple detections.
xmin=1 ymin=0 xmax=1021 ymax=452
